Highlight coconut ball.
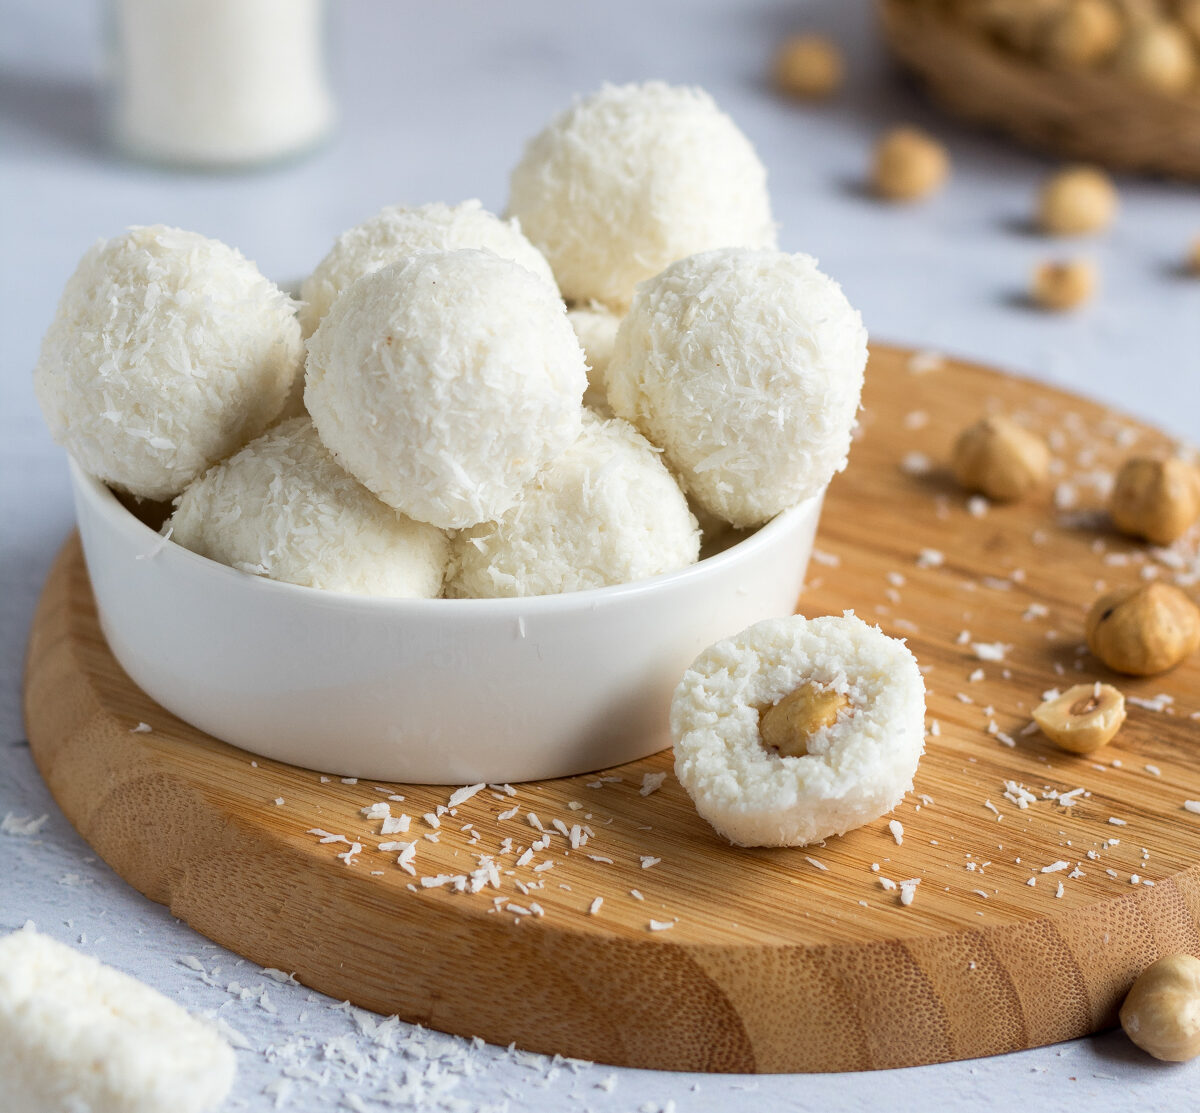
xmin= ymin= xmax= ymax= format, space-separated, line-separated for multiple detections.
xmin=508 ymin=82 xmax=776 ymax=308
xmin=607 ymin=247 xmax=868 ymax=528
xmin=305 ymin=249 xmax=587 ymax=530
xmin=672 ymin=613 xmax=926 ymax=847
xmin=567 ymin=302 xmax=622 ymax=415
xmin=33 ymin=225 xmax=302 ymax=501
xmin=447 ymin=411 xmax=699 ymax=598
xmin=168 ymin=418 xmax=448 ymax=596
xmin=298 ymin=199 xmax=557 ymax=337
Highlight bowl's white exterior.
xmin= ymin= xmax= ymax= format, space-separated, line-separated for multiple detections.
xmin=70 ymin=460 xmax=822 ymax=783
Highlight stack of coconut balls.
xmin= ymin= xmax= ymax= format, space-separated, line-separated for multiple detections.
xmin=34 ymin=82 xmax=868 ymax=603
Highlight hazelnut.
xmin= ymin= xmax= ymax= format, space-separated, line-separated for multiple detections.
xmin=1032 ymin=681 xmax=1126 ymax=753
xmin=870 ymin=127 xmax=950 ymax=202
xmin=1114 ymin=22 xmax=1198 ymax=95
xmin=1042 ymin=0 xmax=1123 ymax=67
xmin=1037 ymin=165 xmax=1118 ymax=236
xmin=1031 ymin=258 xmax=1096 ymax=310
xmin=1110 ymin=456 xmax=1200 ymax=544
xmin=1119 ymin=954 xmax=1200 ymax=1062
xmin=951 ymin=415 xmax=1050 ymax=502
xmin=773 ymin=34 xmax=844 ymax=100
xmin=1085 ymin=582 xmax=1200 ymax=675
xmin=759 ymin=684 xmax=848 ymax=758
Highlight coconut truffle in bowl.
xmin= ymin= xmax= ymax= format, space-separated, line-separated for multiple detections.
xmin=298 ymin=200 xmax=557 ymax=337
xmin=606 ymin=247 xmax=868 ymax=528
xmin=508 ymin=82 xmax=776 ymax=308
xmin=447 ymin=411 xmax=700 ymax=598
xmin=305 ymin=249 xmax=588 ymax=530
xmin=568 ymin=302 xmax=623 ymax=415
xmin=672 ymin=613 xmax=926 ymax=847
xmin=33 ymin=225 xmax=302 ymax=501
xmin=168 ymin=418 xmax=448 ymax=597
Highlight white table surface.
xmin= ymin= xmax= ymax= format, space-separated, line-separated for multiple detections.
xmin=2 ymin=1 xmax=1198 ymax=1110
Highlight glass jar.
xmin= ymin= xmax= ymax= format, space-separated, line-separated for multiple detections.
xmin=108 ymin=0 xmax=335 ymax=169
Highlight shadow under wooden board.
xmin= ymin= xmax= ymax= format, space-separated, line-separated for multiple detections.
xmin=24 ymin=345 xmax=1200 ymax=1074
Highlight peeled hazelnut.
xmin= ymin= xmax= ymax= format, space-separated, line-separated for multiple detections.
xmin=1119 ymin=954 xmax=1200 ymax=1062
xmin=1041 ymin=0 xmax=1124 ymax=67
xmin=1114 ymin=22 xmax=1198 ymax=95
xmin=1085 ymin=582 xmax=1200 ymax=675
xmin=773 ymin=34 xmax=844 ymax=100
xmin=1033 ymin=681 xmax=1126 ymax=753
xmin=1110 ymin=456 xmax=1200 ymax=544
xmin=951 ymin=415 xmax=1050 ymax=502
xmin=1031 ymin=258 xmax=1096 ymax=310
xmin=759 ymin=684 xmax=848 ymax=758
xmin=870 ymin=127 xmax=950 ymax=202
xmin=1037 ymin=166 xmax=1118 ymax=236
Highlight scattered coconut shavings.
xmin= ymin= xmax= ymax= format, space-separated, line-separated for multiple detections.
xmin=336 ymin=842 xmax=362 ymax=866
xmin=907 ymin=349 xmax=945 ymax=374
xmin=971 ymin=642 xmax=1010 ymax=662
xmin=129 ymin=721 xmax=153 ymax=733
xmin=898 ymin=879 xmax=920 ymax=906
xmin=967 ymin=496 xmax=989 ymax=518
xmin=887 ymin=820 xmax=904 ymax=846
xmin=1040 ymin=861 xmax=1070 ymax=874
xmin=647 ymin=920 xmax=674 ymax=932
xmin=811 ymin=548 xmax=840 ymax=567
xmin=380 ymin=814 xmax=410 ymax=835
xmin=804 ymin=856 xmax=828 ymax=871
xmin=630 ymin=889 xmax=644 ymax=901
xmin=588 ymin=897 xmax=603 ymax=916
xmin=360 ymin=802 xmax=390 ymax=821
xmin=1184 ymin=801 xmax=1200 ymax=815
xmin=639 ymin=771 xmax=667 ymax=796
xmin=916 ymin=548 xmax=944 ymax=569
xmin=447 ymin=783 xmax=485 ymax=808
xmin=1108 ymin=817 xmax=1128 ymax=826
xmin=2 ymin=813 xmax=49 ymax=836
xmin=639 ymin=856 xmax=661 ymax=869
xmin=901 ymin=451 xmax=933 ymax=476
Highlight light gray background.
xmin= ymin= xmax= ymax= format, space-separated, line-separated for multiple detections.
xmin=2 ymin=1 xmax=1198 ymax=1110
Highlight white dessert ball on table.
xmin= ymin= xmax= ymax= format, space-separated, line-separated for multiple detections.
xmin=508 ymin=82 xmax=776 ymax=308
xmin=305 ymin=249 xmax=588 ymax=530
xmin=448 ymin=411 xmax=700 ymax=598
xmin=606 ymin=247 xmax=868 ymax=528
xmin=672 ymin=613 xmax=926 ymax=847
xmin=298 ymin=199 xmax=557 ymax=336
xmin=567 ymin=302 xmax=622 ymax=415
xmin=33 ymin=225 xmax=302 ymax=501
xmin=169 ymin=418 xmax=448 ymax=597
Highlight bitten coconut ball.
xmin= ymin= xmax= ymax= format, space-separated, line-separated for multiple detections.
xmin=508 ymin=82 xmax=776 ymax=308
xmin=447 ymin=411 xmax=699 ymax=598
xmin=298 ymin=199 xmax=557 ymax=336
xmin=568 ymin=302 xmax=622 ymax=415
xmin=672 ymin=613 xmax=926 ymax=847
xmin=33 ymin=225 xmax=302 ymax=501
xmin=169 ymin=418 xmax=448 ymax=596
xmin=305 ymin=250 xmax=587 ymax=529
xmin=607 ymin=248 xmax=868 ymax=528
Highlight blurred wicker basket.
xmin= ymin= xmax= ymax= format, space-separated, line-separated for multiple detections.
xmin=879 ymin=0 xmax=1200 ymax=178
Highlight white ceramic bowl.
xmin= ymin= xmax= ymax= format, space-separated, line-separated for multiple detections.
xmin=70 ymin=459 xmax=823 ymax=783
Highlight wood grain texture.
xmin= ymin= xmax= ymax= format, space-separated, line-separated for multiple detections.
xmin=24 ymin=345 xmax=1200 ymax=1073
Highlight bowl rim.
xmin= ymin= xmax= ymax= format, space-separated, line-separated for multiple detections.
xmin=70 ymin=456 xmax=822 ymax=616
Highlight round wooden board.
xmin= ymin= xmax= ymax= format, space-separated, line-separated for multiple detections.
xmin=24 ymin=345 xmax=1200 ymax=1074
